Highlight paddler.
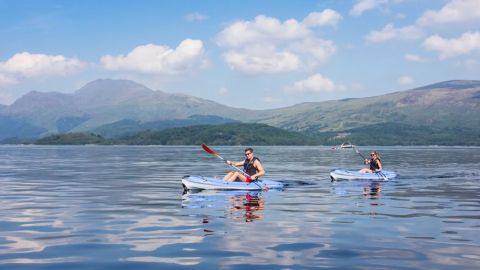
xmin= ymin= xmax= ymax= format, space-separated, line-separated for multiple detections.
xmin=359 ymin=150 xmax=383 ymax=173
xmin=224 ymin=147 xmax=265 ymax=182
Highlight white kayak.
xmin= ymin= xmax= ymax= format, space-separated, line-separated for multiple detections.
xmin=330 ymin=169 xmax=397 ymax=181
xmin=182 ymin=175 xmax=284 ymax=190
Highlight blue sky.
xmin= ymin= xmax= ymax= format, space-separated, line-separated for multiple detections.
xmin=0 ymin=0 xmax=479 ymax=109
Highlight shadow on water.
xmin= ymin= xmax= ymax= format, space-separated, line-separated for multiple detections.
xmin=427 ymin=171 xmax=480 ymax=179
xmin=281 ymin=179 xmax=318 ymax=188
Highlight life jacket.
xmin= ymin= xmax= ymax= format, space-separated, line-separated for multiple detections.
xmin=244 ymin=157 xmax=260 ymax=176
xmin=369 ymin=158 xmax=380 ymax=170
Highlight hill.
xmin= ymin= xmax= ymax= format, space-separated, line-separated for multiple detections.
xmin=316 ymin=123 xmax=480 ymax=146
xmin=93 ymin=115 xmax=239 ymax=138
xmin=248 ymin=80 xmax=480 ymax=136
xmin=114 ymin=123 xmax=318 ymax=145
xmin=1 ymin=79 xmax=247 ymax=139
xmin=2 ymin=79 xmax=480 ymax=145
xmin=33 ymin=121 xmax=480 ymax=146
xmin=35 ymin=132 xmax=105 ymax=145
xmin=34 ymin=123 xmax=318 ymax=145
xmin=0 ymin=115 xmax=47 ymax=141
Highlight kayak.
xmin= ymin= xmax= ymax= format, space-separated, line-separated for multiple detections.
xmin=330 ymin=169 xmax=397 ymax=181
xmin=182 ymin=175 xmax=284 ymax=190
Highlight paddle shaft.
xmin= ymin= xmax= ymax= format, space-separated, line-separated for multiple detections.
xmin=202 ymin=144 xmax=249 ymax=175
xmin=355 ymin=148 xmax=367 ymax=160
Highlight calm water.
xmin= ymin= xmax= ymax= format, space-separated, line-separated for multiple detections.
xmin=0 ymin=145 xmax=479 ymax=269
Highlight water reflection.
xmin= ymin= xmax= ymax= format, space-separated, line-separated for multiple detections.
xmin=227 ymin=193 xmax=265 ymax=222
xmin=331 ymin=179 xmax=384 ymax=200
xmin=182 ymin=190 xmax=266 ymax=223
xmin=363 ymin=181 xmax=383 ymax=199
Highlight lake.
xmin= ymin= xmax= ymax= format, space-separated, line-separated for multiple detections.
xmin=0 ymin=145 xmax=479 ymax=269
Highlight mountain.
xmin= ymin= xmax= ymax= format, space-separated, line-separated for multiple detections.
xmin=248 ymin=80 xmax=480 ymax=135
xmin=1 ymin=79 xmax=247 ymax=138
xmin=1 ymin=79 xmax=479 ymax=145
xmin=0 ymin=115 xmax=47 ymax=141
xmin=4 ymin=91 xmax=81 ymax=130
xmin=69 ymin=79 xmax=248 ymax=130
xmin=320 ymin=123 xmax=480 ymax=146
xmin=93 ymin=115 xmax=239 ymax=138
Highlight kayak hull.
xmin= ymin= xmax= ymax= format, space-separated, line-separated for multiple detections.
xmin=330 ymin=169 xmax=397 ymax=181
xmin=182 ymin=175 xmax=284 ymax=190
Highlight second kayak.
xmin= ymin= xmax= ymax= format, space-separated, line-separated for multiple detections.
xmin=330 ymin=169 xmax=397 ymax=181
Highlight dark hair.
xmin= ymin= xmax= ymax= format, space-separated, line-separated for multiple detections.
xmin=244 ymin=147 xmax=253 ymax=153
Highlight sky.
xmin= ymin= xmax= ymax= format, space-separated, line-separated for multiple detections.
xmin=0 ymin=0 xmax=479 ymax=109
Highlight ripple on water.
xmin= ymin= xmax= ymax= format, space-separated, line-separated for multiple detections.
xmin=1 ymin=145 xmax=480 ymax=269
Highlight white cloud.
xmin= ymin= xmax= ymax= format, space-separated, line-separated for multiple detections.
xmin=286 ymin=74 xmax=345 ymax=93
xmin=417 ymin=0 xmax=480 ymax=26
xmin=101 ymin=39 xmax=205 ymax=74
xmin=404 ymin=53 xmax=426 ymax=62
xmin=184 ymin=12 xmax=208 ymax=22
xmin=223 ymin=44 xmax=301 ymax=73
xmin=218 ymin=87 xmax=228 ymax=95
xmin=350 ymin=0 xmax=387 ymax=16
xmin=0 ymin=73 xmax=17 ymax=86
xmin=423 ymin=31 xmax=480 ymax=59
xmin=288 ymin=38 xmax=336 ymax=68
xmin=302 ymin=9 xmax=343 ymax=27
xmin=366 ymin=24 xmax=423 ymax=43
xmin=216 ymin=15 xmax=310 ymax=48
xmin=398 ymin=75 xmax=415 ymax=85
xmin=216 ymin=12 xmax=338 ymax=74
xmin=0 ymin=52 xmax=84 ymax=78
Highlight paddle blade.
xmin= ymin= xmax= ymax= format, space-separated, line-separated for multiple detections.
xmin=201 ymin=143 xmax=217 ymax=155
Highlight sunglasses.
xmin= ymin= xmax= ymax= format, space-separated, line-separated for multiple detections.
xmin=245 ymin=152 xmax=252 ymax=156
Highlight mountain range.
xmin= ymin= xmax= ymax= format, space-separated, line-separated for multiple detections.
xmin=252 ymin=80 xmax=480 ymax=133
xmin=1 ymin=79 xmax=479 ymax=145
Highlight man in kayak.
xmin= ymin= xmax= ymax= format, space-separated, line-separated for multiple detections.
xmin=359 ymin=150 xmax=383 ymax=173
xmin=224 ymin=147 xmax=265 ymax=182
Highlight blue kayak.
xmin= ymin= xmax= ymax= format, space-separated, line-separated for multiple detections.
xmin=330 ymin=169 xmax=397 ymax=181
xmin=182 ymin=175 xmax=284 ymax=190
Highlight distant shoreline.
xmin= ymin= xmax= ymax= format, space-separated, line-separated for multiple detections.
xmin=3 ymin=122 xmax=480 ymax=147
xmin=2 ymin=143 xmax=480 ymax=148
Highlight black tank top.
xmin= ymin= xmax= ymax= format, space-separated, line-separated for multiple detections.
xmin=369 ymin=158 xmax=380 ymax=170
xmin=244 ymin=157 xmax=260 ymax=176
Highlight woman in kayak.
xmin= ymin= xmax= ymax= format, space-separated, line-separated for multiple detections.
xmin=224 ymin=147 xmax=265 ymax=182
xmin=359 ymin=150 xmax=383 ymax=173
